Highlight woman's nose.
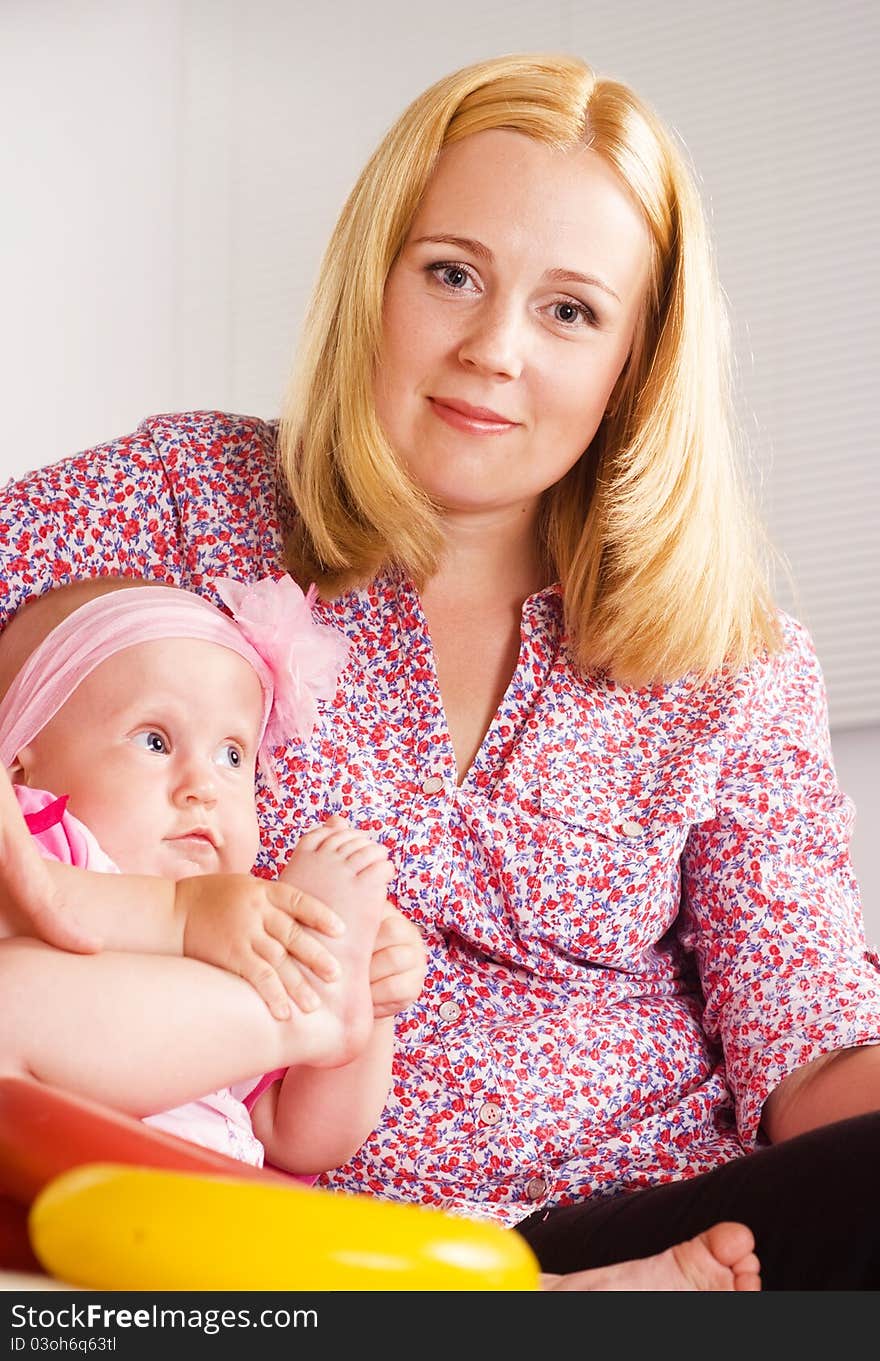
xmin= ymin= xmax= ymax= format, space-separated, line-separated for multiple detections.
xmin=456 ymin=302 xmax=524 ymax=380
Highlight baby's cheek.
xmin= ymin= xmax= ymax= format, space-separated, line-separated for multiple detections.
xmin=217 ymin=790 xmax=262 ymax=875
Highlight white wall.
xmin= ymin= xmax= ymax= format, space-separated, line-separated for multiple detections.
xmin=0 ymin=1 xmax=181 ymax=470
xmin=1 ymin=0 xmax=877 ymax=932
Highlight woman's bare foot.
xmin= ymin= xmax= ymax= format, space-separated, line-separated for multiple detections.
xmin=541 ymin=1222 xmax=761 ymax=1291
xmin=280 ymin=816 xmax=393 ymax=1060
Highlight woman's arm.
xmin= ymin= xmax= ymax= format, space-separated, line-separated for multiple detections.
xmin=762 ymin=1042 xmax=880 ymax=1142
xmin=679 ymin=614 xmax=880 ymax=1149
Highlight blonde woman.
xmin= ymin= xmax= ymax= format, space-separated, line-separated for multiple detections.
xmin=3 ymin=53 xmax=878 ymax=1290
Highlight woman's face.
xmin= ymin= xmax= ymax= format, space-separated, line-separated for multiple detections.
xmin=375 ymin=129 xmax=651 ymax=517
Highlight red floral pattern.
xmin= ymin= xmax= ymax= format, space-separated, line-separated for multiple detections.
xmin=2 ymin=410 xmax=878 ymax=1227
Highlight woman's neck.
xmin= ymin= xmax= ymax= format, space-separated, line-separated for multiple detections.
xmin=424 ymin=503 xmax=551 ymax=610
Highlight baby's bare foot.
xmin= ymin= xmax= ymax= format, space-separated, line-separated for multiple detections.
xmin=282 ymin=816 xmax=392 ymax=925
xmin=541 ymin=1222 xmax=761 ymax=1292
xmin=280 ymin=816 xmax=393 ymax=1061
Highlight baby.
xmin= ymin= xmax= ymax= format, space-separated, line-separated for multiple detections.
xmin=0 ymin=574 xmax=426 ymax=1175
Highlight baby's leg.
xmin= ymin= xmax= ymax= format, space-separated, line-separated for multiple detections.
xmin=0 ymin=937 xmax=332 ymax=1112
xmin=280 ymin=817 xmax=393 ymax=1061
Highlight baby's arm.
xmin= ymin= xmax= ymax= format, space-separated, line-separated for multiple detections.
xmin=0 ymin=936 xmax=360 ymax=1118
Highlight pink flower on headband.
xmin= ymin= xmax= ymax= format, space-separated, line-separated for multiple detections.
xmin=214 ymin=574 xmax=350 ymax=753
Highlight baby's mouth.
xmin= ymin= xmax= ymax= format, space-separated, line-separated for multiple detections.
xmin=168 ymin=828 xmax=218 ymax=850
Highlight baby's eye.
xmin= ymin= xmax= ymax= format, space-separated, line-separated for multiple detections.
xmin=132 ymin=730 xmax=169 ymax=756
xmin=214 ymin=742 xmax=245 ymax=770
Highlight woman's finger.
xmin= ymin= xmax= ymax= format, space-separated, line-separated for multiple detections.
xmin=314 ymin=828 xmax=373 ymax=858
xmin=26 ymin=896 xmax=101 ymax=954
xmin=369 ymin=976 xmax=411 ymax=1017
xmin=344 ymin=842 xmax=390 ymax=872
xmin=369 ymin=943 xmax=417 ymax=982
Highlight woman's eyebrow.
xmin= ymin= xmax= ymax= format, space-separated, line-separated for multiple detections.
xmin=411 ymin=234 xmax=621 ymax=302
xmin=412 ymin=233 xmax=494 ymax=262
xmin=544 ymin=266 xmax=621 ymax=302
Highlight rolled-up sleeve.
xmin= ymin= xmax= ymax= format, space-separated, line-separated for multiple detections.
xmin=680 ymin=613 xmax=880 ymax=1145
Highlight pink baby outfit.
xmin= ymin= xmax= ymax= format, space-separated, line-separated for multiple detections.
xmin=16 ymin=784 xmax=268 ymax=1167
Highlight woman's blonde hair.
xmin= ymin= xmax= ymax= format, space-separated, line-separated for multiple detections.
xmin=280 ymin=52 xmax=781 ymax=683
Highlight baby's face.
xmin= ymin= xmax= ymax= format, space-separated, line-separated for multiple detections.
xmin=19 ymin=638 xmax=264 ymax=879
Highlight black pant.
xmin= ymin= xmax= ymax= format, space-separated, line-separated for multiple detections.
xmin=516 ymin=1112 xmax=880 ymax=1289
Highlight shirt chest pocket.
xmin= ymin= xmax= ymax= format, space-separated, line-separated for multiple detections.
xmin=522 ymin=772 xmax=716 ymax=968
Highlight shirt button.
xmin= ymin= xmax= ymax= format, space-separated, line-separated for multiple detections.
xmin=438 ymin=1001 xmax=461 ymax=1022
xmin=421 ymin=775 xmax=444 ymax=795
xmin=478 ymin=1100 xmax=503 ymax=1126
xmin=621 ymin=819 xmax=644 ymax=837
xmin=526 ymin=1176 xmax=548 ymax=1202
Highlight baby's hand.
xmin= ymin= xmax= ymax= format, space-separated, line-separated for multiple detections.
xmin=369 ymin=908 xmax=427 ymax=1019
xmin=177 ymin=873 xmax=345 ymax=1021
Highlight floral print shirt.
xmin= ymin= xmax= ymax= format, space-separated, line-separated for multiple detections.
xmin=2 ymin=410 xmax=878 ymax=1227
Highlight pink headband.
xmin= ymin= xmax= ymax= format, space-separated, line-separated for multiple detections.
xmin=0 ymin=575 xmax=349 ymax=793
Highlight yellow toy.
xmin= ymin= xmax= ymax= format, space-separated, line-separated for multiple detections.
xmin=30 ymin=1162 xmax=540 ymax=1291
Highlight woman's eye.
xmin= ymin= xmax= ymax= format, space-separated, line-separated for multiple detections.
xmin=133 ymin=730 xmax=169 ymax=755
xmin=428 ymin=262 xmax=476 ymax=292
xmin=551 ymin=299 xmax=595 ymax=327
xmin=214 ymin=742 xmax=244 ymax=770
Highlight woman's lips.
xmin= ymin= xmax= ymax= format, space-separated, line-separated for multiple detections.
xmin=428 ymin=397 xmax=519 ymax=435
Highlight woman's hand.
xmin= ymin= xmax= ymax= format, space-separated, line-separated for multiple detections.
xmin=369 ymin=907 xmax=427 ymax=1019
xmin=177 ymin=873 xmax=346 ymax=1021
xmin=0 ymin=765 xmax=100 ymax=952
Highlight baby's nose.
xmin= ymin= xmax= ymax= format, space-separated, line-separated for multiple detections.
xmin=173 ymin=761 xmax=218 ymax=807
